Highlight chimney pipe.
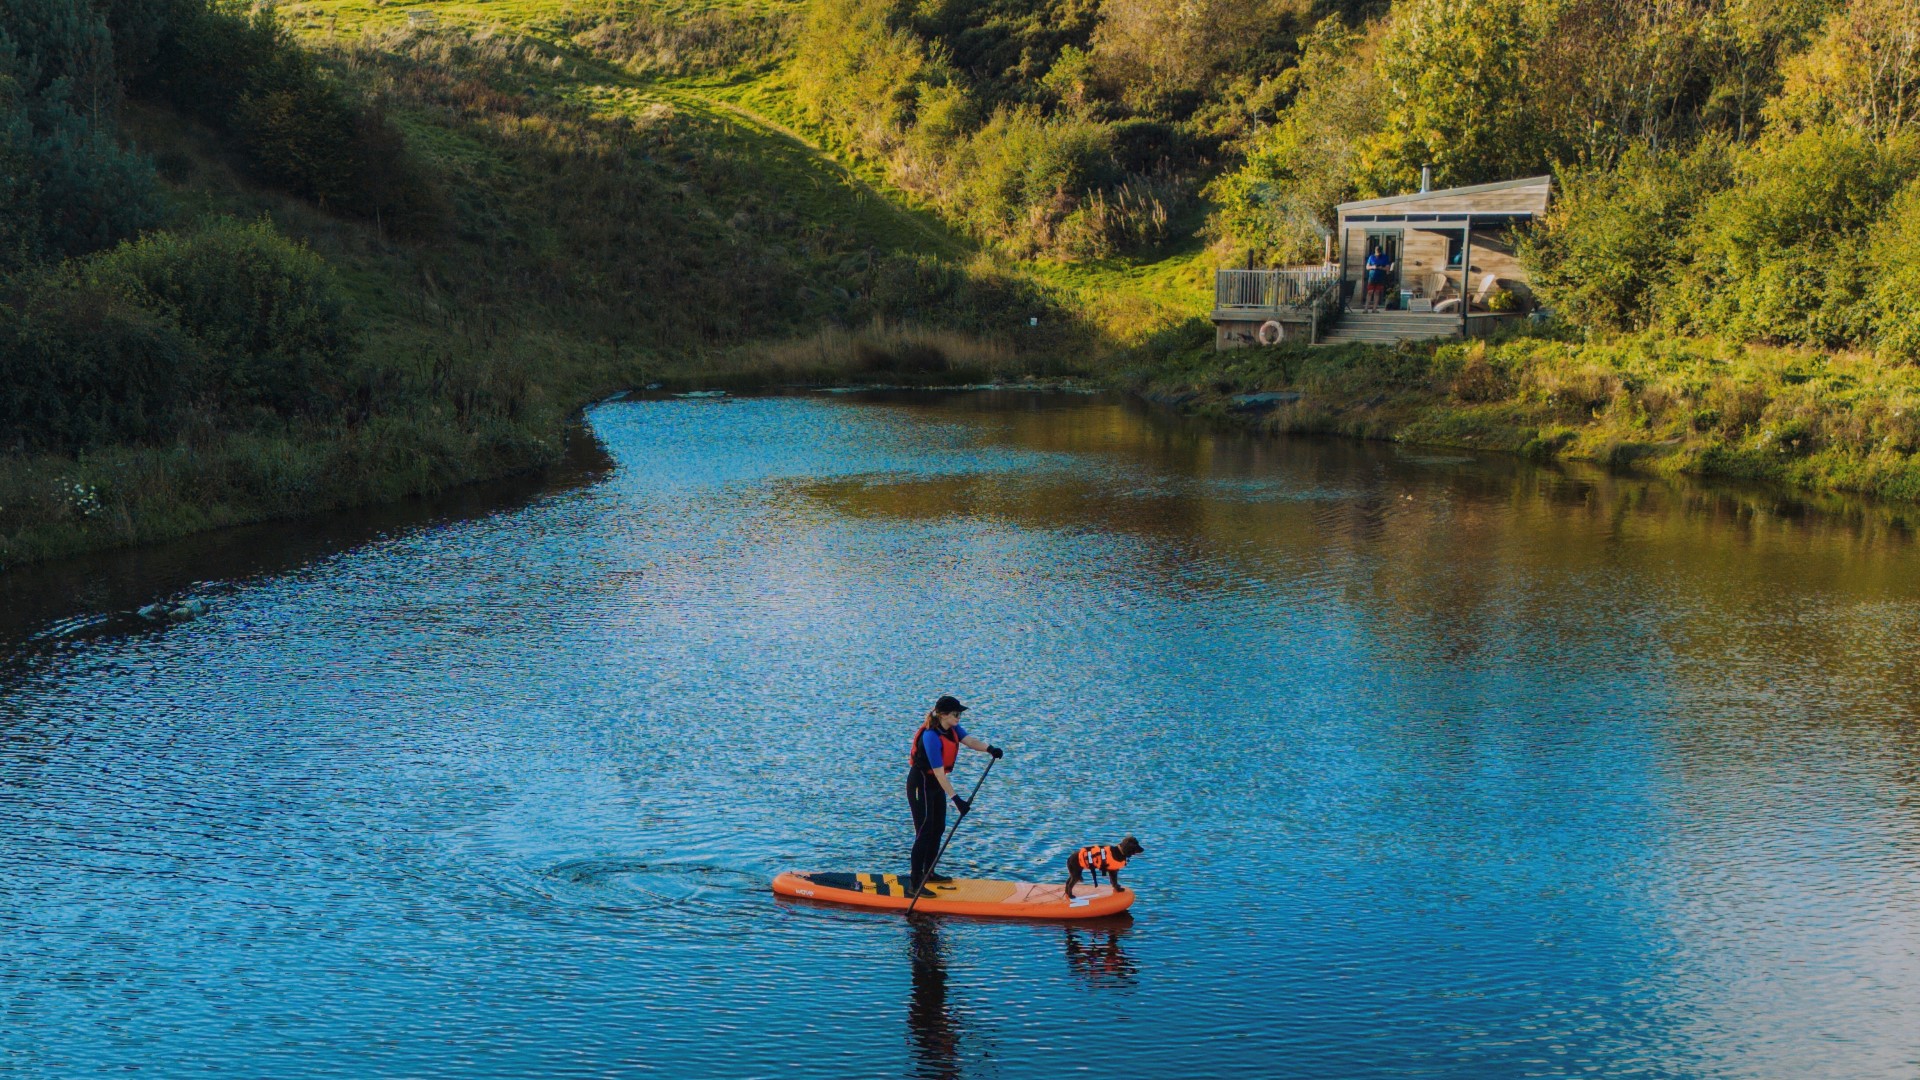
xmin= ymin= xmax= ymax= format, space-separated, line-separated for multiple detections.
xmin=1420 ymin=165 xmax=1432 ymax=193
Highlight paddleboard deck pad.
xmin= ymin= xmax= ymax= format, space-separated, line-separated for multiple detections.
xmin=772 ymin=871 xmax=1133 ymax=919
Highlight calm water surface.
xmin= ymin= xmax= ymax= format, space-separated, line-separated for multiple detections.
xmin=4 ymin=391 xmax=1919 ymax=1079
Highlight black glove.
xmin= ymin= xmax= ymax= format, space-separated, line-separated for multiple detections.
xmin=986 ymin=745 xmax=1004 ymax=760
xmin=951 ymin=795 xmax=971 ymax=815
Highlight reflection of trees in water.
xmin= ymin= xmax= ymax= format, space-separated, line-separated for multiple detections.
xmin=907 ymin=919 xmax=962 ymax=1080
xmin=811 ymin=392 xmax=1920 ymax=760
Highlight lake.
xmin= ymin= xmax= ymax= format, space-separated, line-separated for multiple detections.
xmin=3 ymin=390 xmax=1918 ymax=1079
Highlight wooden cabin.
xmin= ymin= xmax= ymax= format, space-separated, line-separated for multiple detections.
xmin=1335 ymin=174 xmax=1551 ymax=325
xmin=1212 ymin=173 xmax=1551 ymax=350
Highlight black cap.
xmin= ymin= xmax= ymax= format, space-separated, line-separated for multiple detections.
xmin=935 ymin=695 xmax=967 ymax=714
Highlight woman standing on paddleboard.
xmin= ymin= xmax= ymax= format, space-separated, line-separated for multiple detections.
xmin=908 ymin=696 xmax=1003 ymax=896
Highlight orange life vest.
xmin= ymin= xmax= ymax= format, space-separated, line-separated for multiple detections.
xmin=1076 ymin=844 xmax=1128 ymax=873
xmin=909 ymin=719 xmax=961 ymax=775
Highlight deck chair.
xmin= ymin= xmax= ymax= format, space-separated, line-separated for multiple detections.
xmin=1434 ymin=273 xmax=1498 ymax=314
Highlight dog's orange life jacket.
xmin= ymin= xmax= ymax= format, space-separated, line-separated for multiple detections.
xmin=909 ymin=720 xmax=962 ymax=775
xmin=1076 ymin=844 xmax=1128 ymax=873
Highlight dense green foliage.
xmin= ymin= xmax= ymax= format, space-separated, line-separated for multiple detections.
xmin=1202 ymin=0 xmax=1920 ymax=359
xmin=0 ymin=0 xmax=164 ymax=270
xmin=1139 ymin=325 xmax=1920 ymax=504
xmin=1517 ymin=142 xmax=1733 ymax=334
xmin=787 ymin=0 xmax=1305 ymax=256
xmin=139 ymin=1 xmax=446 ymax=233
xmin=0 ymin=219 xmax=354 ymax=452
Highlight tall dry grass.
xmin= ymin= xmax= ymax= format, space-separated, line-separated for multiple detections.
xmin=712 ymin=321 xmax=1022 ymax=383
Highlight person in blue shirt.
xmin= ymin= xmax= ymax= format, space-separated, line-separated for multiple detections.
xmin=1363 ymin=245 xmax=1394 ymax=311
xmin=907 ymin=695 xmax=1003 ymax=896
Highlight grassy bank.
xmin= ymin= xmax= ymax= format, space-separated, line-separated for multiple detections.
xmin=0 ymin=1 xmax=1105 ymax=570
xmin=1133 ymin=321 xmax=1920 ymax=505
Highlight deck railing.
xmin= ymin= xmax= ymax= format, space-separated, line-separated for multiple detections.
xmin=1215 ymin=268 xmax=1338 ymax=312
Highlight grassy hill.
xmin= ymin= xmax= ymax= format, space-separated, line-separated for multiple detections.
xmin=0 ymin=0 xmax=1211 ymax=568
xmin=16 ymin=0 xmax=1917 ymax=570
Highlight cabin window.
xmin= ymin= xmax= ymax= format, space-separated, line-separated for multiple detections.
xmin=1447 ymin=234 xmax=1464 ymax=268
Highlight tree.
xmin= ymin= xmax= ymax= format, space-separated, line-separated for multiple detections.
xmin=1519 ymin=139 xmax=1731 ymax=331
xmin=1206 ymin=16 xmax=1379 ymax=262
xmin=1529 ymin=0 xmax=1719 ymax=163
xmin=1353 ymin=0 xmax=1547 ymax=195
xmin=0 ymin=0 xmax=118 ymax=116
xmin=1768 ymin=0 xmax=1920 ymax=140
xmin=1088 ymin=0 xmax=1303 ymax=116
xmin=0 ymin=21 xmax=161 ymax=267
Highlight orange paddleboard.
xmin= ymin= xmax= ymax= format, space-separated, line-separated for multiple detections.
xmin=772 ymin=871 xmax=1135 ymax=919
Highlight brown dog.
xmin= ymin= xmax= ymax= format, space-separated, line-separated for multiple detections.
xmin=1065 ymin=836 xmax=1144 ymax=899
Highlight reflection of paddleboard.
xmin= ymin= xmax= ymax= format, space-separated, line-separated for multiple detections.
xmin=772 ymin=871 xmax=1134 ymax=919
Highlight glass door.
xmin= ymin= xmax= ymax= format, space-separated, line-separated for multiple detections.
xmin=1363 ymin=229 xmax=1403 ymax=309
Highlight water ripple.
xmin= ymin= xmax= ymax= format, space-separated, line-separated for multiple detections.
xmin=3 ymin=392 xmax=1919 ymax=1079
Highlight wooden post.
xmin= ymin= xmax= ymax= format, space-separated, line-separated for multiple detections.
xmin=1459 ymin=219 xmax=1473 ymax=339
xmin=1335 ymin=221 xmax=1348 ymax=313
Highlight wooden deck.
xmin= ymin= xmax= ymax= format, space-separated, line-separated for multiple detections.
xmin=1212 ymin=269 xmax=1339 ymax=349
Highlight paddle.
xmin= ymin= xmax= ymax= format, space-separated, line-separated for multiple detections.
xmin=908 ymin=756 xmax=996 ymax=916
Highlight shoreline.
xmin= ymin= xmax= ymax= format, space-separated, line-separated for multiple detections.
xmin=0 ymin=356 xmax=1093 ymax=574
xmin=1127 ymin=323 xmax=1920 ymax=522
xmin=11 ymin=331 xmax=1920 ymax=575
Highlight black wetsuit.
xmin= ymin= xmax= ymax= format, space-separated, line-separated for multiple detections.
xmin=907 ymin=721 xmax=964 ymax=886
xmin=906 ymin=768 xmax=946 ymax=887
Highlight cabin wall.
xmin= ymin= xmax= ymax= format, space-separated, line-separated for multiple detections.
xmin=1461 ymin=230 xmax=1531 ymax=305
xmin=1338 ymin=222 xmax=1535 ymax=307
xmin=1215 ymin=315 xmax=1315 ymax=350
xmin=1401 ymin=230 xmax=1451 ymax=298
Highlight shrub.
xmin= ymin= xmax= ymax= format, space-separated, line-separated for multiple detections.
xmin=1871 ymin=179 xmax=1920 ymax=362
xmin=1354 ymin=0 xmax=1548 ymax=195
xmin=0 ymin=0 xmax=118 ymax=113
xmin=1205 ymin=16 xmax=1376 ymax=264
xmin=1519 ymin=140 xmax=1731 ymax=334
xmin=0 ymin=275 xmax=196 ymax=452
xmin=1666 ymin=126 xmax=1918 ymax=348
xmin=566 ymin=0 xmax=794 ymax=77
xmin=13 ymin=96 xmax=165 ymax=261
xmin=0 ymin=23 xmax=164 ymax=269
xmin=81 ymin=218 xmax=358 ymax=419
xmin=141 ymin=2 xmax=444 ymax=234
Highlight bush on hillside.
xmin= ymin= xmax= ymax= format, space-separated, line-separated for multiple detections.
xmin=14 ymin=97 xmax=165 ymax=261
xmin=1870 ymin=179 xmax=1920 ymax=362
xmin=82 ymin=218 xmax=358 ymax=420
xmin=0 ymin=277 xmax=196 ymax=453
xmin=1520 ymin=140 xmax=1732 ymax=334
xmin=1767 ymin=0 xmax=1920 ymax=141
xmin=791 ymin=0 xmax=1216 ymax=256
xmin=1206 ymin=16 xmax=1374 ymax=263
xmin=1665 ymin=126 xmax=1917 ymax=347
xmin=0 ymin=21 xmax=164 ymax=270
xmin=1355 ymin=0 xmax=1546 ymax=195
xmin=98 ymin=0 xmax=186 ymax=84
xmin=0 ymin=0 xmax=119 ymax=113
xmin=142 ymin=2 xmax=445 ymax=235
xmin=565 ymin=0 xmax=793 ymax=76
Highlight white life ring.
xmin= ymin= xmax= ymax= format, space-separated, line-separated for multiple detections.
xmin=1256 ymin=320 xmax=1284 ymax=346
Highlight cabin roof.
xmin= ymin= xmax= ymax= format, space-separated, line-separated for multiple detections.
xmin=1337 ymin=175 xmax=1552 ymax=212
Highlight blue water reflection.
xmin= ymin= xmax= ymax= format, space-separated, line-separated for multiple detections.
xmin=3 ymin=391 xmax=1918 ymax=1078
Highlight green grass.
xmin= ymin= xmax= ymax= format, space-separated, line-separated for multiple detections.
xmin=1130 ymin=322 xmax=1920 ymax=508
xmin=2 ymin=0 xmax=1123 ymax=568
xmin=289 ymin=0 xmax=1210 ymax=341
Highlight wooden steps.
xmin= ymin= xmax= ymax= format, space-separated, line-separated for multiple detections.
xmin=1316 ymin=312 xmax=1461 ymax=346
